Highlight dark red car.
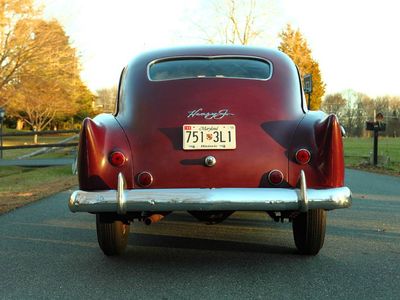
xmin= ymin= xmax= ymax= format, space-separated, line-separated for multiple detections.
xmin=69 ymin=46 xmax=351 ymax=256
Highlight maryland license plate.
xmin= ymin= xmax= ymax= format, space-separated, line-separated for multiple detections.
xmin=183 ymin=124 xmax=236 ymax=150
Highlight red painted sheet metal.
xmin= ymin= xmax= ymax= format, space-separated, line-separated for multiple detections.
xmin=117 ymin=48 xmax=303 ymax=188
xmin=78 ymin=46 xmax=345 ymax=191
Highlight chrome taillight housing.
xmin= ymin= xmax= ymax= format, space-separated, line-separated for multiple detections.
xmin=137 ymin=171 xmax=153 ymax=187
xmin=109 ymin=151 xmax=126 ymax=167
xmin=268 ymin=169 xmax=284 ymax=185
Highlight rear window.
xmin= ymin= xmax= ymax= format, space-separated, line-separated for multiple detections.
xmin=148 ymin=57 xmax=272 ymax=81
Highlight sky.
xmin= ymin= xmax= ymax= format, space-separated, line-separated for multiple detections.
xmin=39 ymin=0 xmax=400 ymax=97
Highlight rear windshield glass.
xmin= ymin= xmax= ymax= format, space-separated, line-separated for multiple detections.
xmin=148 ymin=57 xmax=272 ymax=81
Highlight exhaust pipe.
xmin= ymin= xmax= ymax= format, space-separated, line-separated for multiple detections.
xmin=144 ymin=214 xmax=164 ymax=225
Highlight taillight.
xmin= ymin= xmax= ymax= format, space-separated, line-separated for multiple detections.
xmin=268 ymin=169 xmax=284 ymax=185
xmin=295 ymin=149 xmax=311 ymax=164
xmin=109 ymin=151 xmax=126 ymax=167
xmin=137 ymin=171 xmax=153 ymax=187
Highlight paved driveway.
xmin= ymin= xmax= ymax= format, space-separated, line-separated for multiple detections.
xmin=0 ymin=169 xmax=399 ymax=299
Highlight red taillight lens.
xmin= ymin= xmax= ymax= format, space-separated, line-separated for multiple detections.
xmin=268 ymin=169 xmax=284 ymax=185
xmin=137 ymin=171 xmax=153 ymax=187
xmin=109 ymin=151 xmax=126 ymax=167
xmin=295 ymin=149 xmax=311 ymax=164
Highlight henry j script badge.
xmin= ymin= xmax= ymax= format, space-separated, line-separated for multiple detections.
xmin=187 ymin=108 xmax=234 ymax=120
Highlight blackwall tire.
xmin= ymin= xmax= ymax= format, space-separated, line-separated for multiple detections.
xmin=292 ymin=209 xmax=326 ymax=255
xmin=96 ymin=214 xmax=130 ymax=256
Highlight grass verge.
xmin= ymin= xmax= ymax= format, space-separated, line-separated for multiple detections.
xmin=0 ymin=131 xmax=78 ymax=214
xmin=0 ymin=165 xmax=77 ymax=214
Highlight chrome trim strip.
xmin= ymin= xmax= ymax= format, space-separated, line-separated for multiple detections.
xmin=340 ymin=125 xmax=346 ymax=137
xmin=69 ymin=186 xmax=352 ymax=213
xmin=147 ymin=55 xmax=273 ymax=82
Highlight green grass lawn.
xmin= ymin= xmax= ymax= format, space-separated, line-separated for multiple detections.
xmin=0 ymin=164 xmax=77 ymax=214
xmin=343 ymin=137 xmax=400 ymax=174
xmin=344 ymin=137 xmax=400 ymax=161
xmin=0 ymin=165 xmax=76 ymax=193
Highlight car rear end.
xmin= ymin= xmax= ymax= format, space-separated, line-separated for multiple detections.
xmin=116 ymin=48 xmax=306 ymax=190
xmin=69 ymin=46 xmax=351 ymax=256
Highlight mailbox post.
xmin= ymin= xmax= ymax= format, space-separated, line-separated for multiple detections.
xmin=0 ymin=107 xmax=5 ymax=159
xmin=303 ymin=74 xmax=312 ymax=110
xmin=365 ymin=112 xmax=386 ymax=166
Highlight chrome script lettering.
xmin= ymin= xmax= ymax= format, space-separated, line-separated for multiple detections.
xmin=187 ymin=108 xmax=234 ymax=119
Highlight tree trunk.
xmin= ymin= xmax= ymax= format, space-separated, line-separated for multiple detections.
xmin=16 ymin=119 xmax=24 ymax=130
xmin=33 ymin=126 xmax=38 ymax=144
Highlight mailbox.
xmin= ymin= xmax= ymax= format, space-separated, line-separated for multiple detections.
xmin=366 ymin=112 xmax=386 ymax=166
xmin=366 ymin=121 xmax=386 ymax=132
xmin=303 ymin=74 xmax=312 ymax=94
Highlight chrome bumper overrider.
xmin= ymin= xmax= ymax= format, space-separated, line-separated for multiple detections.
xmin=69 ymin=171 xmax=352 ymax=214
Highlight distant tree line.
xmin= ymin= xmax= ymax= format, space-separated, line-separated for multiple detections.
xmin=322 ymin=91 xmax=400 ymax=137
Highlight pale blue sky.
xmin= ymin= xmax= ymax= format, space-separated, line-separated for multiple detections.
xmin=39 ymin=0 xmax=400 ymax=97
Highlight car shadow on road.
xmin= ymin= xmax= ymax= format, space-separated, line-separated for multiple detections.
xmin=119 ymin=211 xmax=297 ymax=257
xmin=125 ymin=232 xmax=296 ymax=257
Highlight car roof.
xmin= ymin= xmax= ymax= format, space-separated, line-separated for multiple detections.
xmin=128 ymin=45 xmax=291 ymax=67
xmin=117 ymin=45 xmax=306 ymax=120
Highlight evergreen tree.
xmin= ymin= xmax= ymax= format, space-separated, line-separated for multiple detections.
xmin=278 ymin=24 xmax=325 ymax=110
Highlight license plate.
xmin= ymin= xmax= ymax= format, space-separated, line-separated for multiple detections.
xmin=183 ymin=124 xmax=236 ymax=150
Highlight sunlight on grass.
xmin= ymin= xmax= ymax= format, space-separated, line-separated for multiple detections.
xmin=0 ymin=165 xmax=76 ymax=194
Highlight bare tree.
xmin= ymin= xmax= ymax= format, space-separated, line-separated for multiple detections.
xmin=353 ymin=93 xmax=373 ymax=137
xmin=96 ymin=86 xmax=117 ymax=113
xmin=198 ymin=0 xmax=274 ymax=45
xmin=322 ymin=93 xmax=347 ymax=118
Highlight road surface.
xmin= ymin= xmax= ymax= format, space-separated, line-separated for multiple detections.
xmin=0 ymin=169 xmax=399 ymax=299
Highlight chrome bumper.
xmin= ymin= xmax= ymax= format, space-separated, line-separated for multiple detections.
xmin=69 ymin=171 xmax=352 ymax=214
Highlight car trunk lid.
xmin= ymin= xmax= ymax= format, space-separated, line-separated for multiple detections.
xmin=119 ymin=77 xmax=303 ymax=188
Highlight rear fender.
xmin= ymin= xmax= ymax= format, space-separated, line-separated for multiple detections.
xmin=78 ymin=114 xmax=133 ymax=190
xmin=288 ymin=112 xmax=344 ymax=188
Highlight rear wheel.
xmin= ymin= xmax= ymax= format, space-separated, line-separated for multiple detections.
xmin=292 ymin=209 xmax=326 ymax=255
xmin=96 ymin=214 xmax=130 ymax=256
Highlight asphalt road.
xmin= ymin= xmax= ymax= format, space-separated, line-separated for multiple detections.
xmin=0 ymin=169 xmax=399 ymax=299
